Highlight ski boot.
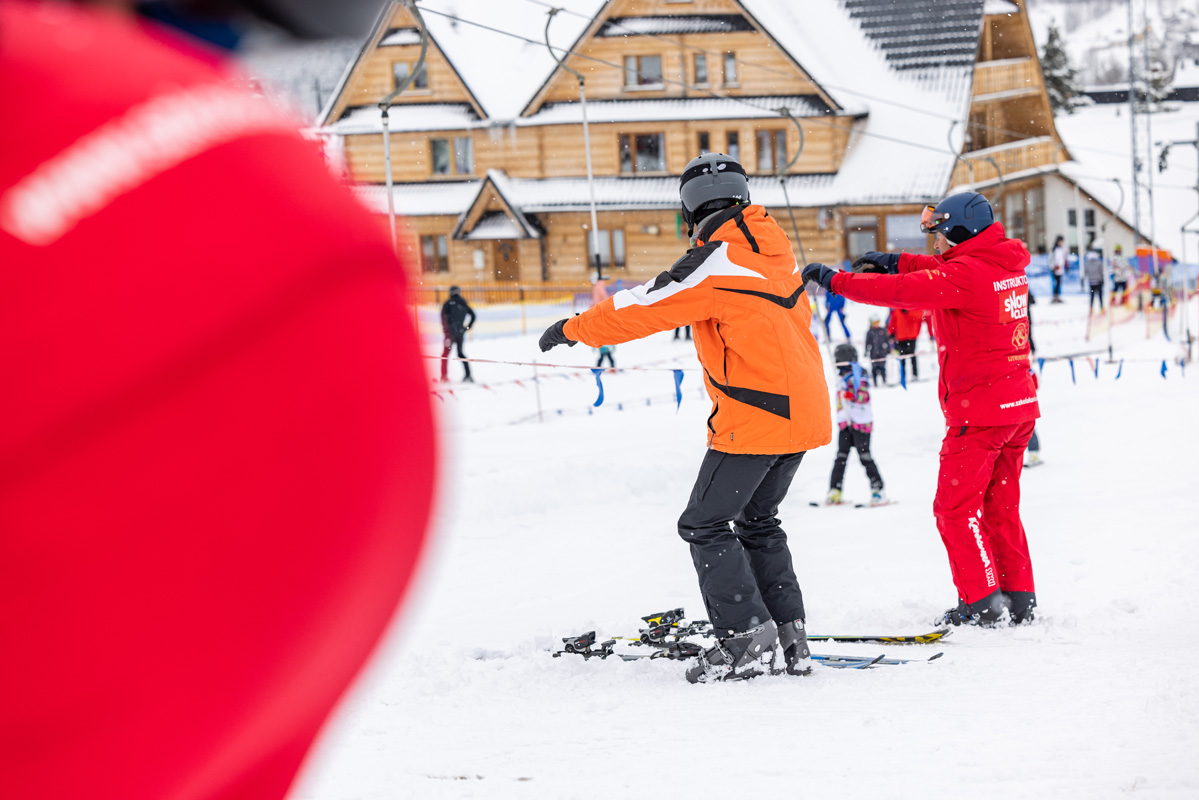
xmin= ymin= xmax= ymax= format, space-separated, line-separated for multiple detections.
xmin=937 ymin=590 xmax=1006 ymax=628
xmin=870 ymin=488 xmax=887 ymax=506
xmin=825 ymin=488 xmax=842 ymax=506
xmin=685 ymin=620 xmax=778 ymax=684
xmin=777 ymin=619 xmax=812 ymax=676
xmin=1006 ymin=591 xmax=1037 ymax=626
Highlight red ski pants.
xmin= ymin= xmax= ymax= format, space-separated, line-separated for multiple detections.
xmin=933 ymin=421 xmax=1036 ymax=604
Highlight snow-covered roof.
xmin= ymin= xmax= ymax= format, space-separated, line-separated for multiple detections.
xmin=325 ymin=103 xmax=480 ymax=134
xmin=414 ymin=0 xmax=604 ymax=122
xmin=1052 ymin=104 xmax=1199 ymax=256
xmin=352 ymin=180 xmax=480 ymax=216
xmin=462 ymin=212 xmax=528 ymax=240
xmin=983 ymin=0 xmax=1020 ymax=15
xmin=328 ymin=95 xmax=838 ymax=134
xmin=524 ymin=95 xmax=836 ymax=126
xmin=379 ymin=28 xmax=421 ymax=47
xmin=596 ymin=15 xmax=756 ymax=37
xmin=354 ymin=170 xmax=937 ymax=220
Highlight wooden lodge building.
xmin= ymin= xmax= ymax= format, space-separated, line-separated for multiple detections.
xmin=317 ymin=0 xmax=1144 ymax=285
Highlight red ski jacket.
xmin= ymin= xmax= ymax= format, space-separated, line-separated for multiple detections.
xmin=0 ymin=4 xmax=435 ymax=799
xmin=887 ymin=307 xmax=925 ymax=340
xmin=831 ymin=224 xmax=1039 ymax=427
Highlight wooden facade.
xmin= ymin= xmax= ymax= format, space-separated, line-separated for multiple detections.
xmin=322 ymin=0 xmax=1077 ymax=286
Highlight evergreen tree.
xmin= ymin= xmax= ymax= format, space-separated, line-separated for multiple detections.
xmin=1041 ymin=24 xmax=1086 ymax=115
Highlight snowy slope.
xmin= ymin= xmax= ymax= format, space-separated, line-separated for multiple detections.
xmin=289 ymin=293 xmax=1199 ymax=799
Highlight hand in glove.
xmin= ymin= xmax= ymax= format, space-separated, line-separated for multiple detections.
xmin=800 ymin=262 xmax=837 ymax=293
xmin=539 ymin=319 xmax=577 ymax=352
xmin=851 ymin=251 xmax=900 ymax=274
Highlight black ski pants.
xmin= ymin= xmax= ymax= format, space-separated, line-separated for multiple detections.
xmin=870 ymin=360 xmax=886 ymax=387
xmin=829 ymin=427 xmax=884 ymax=492
xmin=678 ymin=449 xmax=806 ymax=634
xmin=896 ymin=338 xmax=917 ymax=381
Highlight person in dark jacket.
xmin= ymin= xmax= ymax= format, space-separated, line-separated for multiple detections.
xmin=864 ymin=315 xmax=890 ymax=386
xmin=440 ymin=285 xmax=476 ymax=382
xmin=803 ymin=192 xmax=1040 ymax=628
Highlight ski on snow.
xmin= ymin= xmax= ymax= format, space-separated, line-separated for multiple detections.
xmin=809 ymin=500 xmax=899 ymax=509
xmin=552 ymin=609 xmax=948 ymax=668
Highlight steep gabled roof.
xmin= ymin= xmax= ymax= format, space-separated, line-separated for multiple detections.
xmin=316 ymin=3 xmax=491 ymax=126
xmin=452 ymin=170 xmax=541 ymax=240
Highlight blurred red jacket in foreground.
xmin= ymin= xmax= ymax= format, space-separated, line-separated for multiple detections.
xmin=0 ymin=3 xmax=435 ymax=798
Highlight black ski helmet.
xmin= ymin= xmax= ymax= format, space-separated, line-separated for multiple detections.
xmin=679 ymin=153 xmax=750 ymax=235
xmin=921 ymin=191 xmax=994 ymax=245
xmin=834 ymin=343 xmax=858 ymax=366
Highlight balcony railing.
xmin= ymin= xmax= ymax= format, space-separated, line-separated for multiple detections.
xmin=953 ymin=136 xmax=1062 ymax=186
xmin=972 ymin=57 xmax=1038 ymax=99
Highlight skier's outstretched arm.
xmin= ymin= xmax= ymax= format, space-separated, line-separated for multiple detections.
xmin=541 ymin=244 xmax=724 ymax=350
xmin=827 ymin=267 xmax=970 ymax=311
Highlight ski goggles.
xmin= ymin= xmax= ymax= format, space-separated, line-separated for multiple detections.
xmin=920 ymin=205 xmax=950 ymax=234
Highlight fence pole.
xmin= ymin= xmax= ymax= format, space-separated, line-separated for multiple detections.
xmin=533 ymin=360 xmax=544 ymax=423
xmin=520 ymin=286 xmax=527 ymax=335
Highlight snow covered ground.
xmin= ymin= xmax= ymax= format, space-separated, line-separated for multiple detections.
xmin=293 ymin=294 xmax=1199 ymax=799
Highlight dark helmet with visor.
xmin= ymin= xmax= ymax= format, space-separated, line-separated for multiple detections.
xmin=679 ymin=153 xmax=750 ymax=236
xmin=920 ymin=192 xmax=994 ymax=245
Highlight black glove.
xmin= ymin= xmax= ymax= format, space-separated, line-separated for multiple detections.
xmin=851 ymin=251 xmax=900 ymax=274
xmin=539 ymin=319 xmax=577 ymax=352
xmin=801 ymin=262 xmax=837 ymax=293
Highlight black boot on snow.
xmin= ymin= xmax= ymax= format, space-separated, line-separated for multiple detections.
xmin=938 ymin=590 xmax=1006 ymax=627
xmin=777 ymin=619 xmax=812 ymax=676
xmin=685 ymin=620 xmax=778 ymax=684
xmin=1006 ymin=591 xmax=1037 ymax=625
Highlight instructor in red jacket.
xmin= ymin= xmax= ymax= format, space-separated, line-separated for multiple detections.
xmin=802 ymin=192 xmax=1038 ymax=626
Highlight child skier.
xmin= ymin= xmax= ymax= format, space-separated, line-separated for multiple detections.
xmin=827 ymin=343 xmax=886 ymax=505
xmin=864 ymin=315 xmax=890 ymax=387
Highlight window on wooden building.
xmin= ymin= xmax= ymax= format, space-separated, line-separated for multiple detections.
xmin=726 ymin=131 xmax=740 ymax=161
xmin=756 ymin=129 xmax=787 ymax=172
xmin=623 ymin=55 xmax=663 ymax=88
xmin=420 ymin=234 xmax=449 ymax=273
xmin=723 ymin=52 xmax=738 ymax=86
xmin=596 ymin=229 xmax=626 ymax=269
xmin=430 ymin=137 xmax=473 ymax=176
xmin=698 ymin=131 xmax=711 ymax=156
xmin=694 ymin=53 xmax=709 ymax=86
xmin=392 ymin=61 xmax=428 ymax=91
xmin=845 ymin=215 xmax=879 ymax=260
xmin=1026 ymin=187 xmax=1046 ymax=253
xmin=619 ymin=133 xmax=665 ymax=173
xmin=1004 ymin=195 xmax=1026 ymax=244
xmin=885 ymin=214 xmax=927 ymax=253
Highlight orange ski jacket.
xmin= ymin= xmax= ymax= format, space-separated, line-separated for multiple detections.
xmin=565 ymin=205 xmax=831 ymax=455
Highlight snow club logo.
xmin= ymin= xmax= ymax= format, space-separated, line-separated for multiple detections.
xmin=1003 ymin=291 xmax=1028 ymax=321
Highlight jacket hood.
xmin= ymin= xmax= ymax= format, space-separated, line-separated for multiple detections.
xmin=697 ymin=204 xmax=794 ymax=258
xmin=945 ymin=223 xmax=1030 ymax=273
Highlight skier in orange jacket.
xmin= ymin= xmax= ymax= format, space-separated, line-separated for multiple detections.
xmin=540 ymin=153 xmax=830 ymax=683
